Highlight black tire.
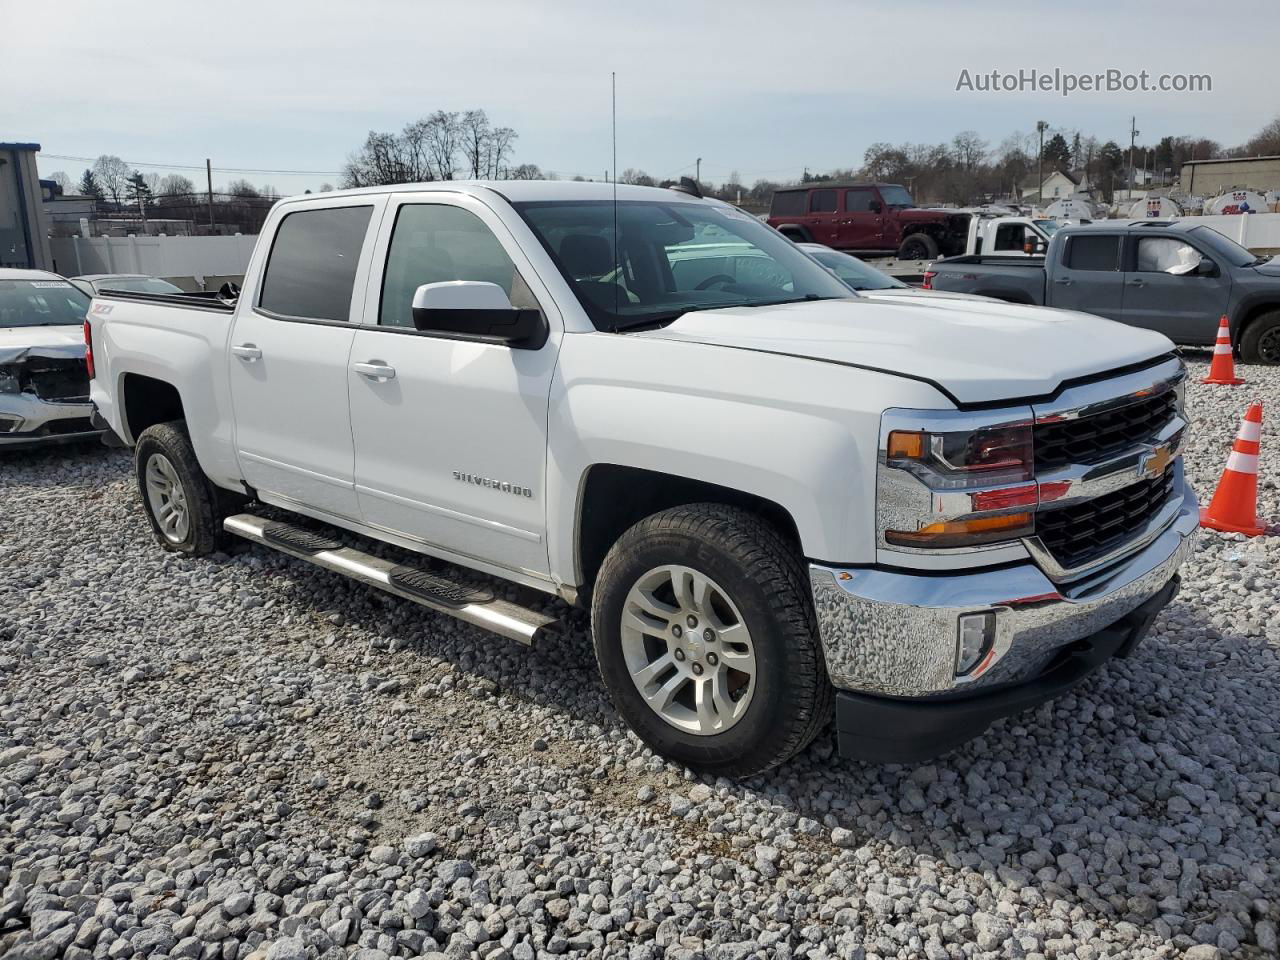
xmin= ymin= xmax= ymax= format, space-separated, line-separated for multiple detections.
xmin=134 ymin=421 xmax=241 ymax=556
xmin=1240 ymin=310 xmax=1280 ymax=365
xmin=897 ymin=232 xmax=939 ymax=260
xmin=591 ymin=503 xmax=832 ymax=777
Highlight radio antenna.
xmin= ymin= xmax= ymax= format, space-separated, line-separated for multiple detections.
xmin=612 ymin=70 xmax=619 ymax=318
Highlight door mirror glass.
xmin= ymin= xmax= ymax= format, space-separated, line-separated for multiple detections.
xmin=1194 ymin=256 xmax=1218 ymax=276
xmin=867 ymin=200 xmax=883 ymax=214
xmin=411 ymin=281 xmax=548 ymax=349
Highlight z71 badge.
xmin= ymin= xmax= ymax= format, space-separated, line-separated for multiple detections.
xmin=453 ymin=471 xmax=534 ymax=498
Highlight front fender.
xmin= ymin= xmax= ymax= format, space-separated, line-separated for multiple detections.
xmin=545 ymin=332 xmax=953 ymax=584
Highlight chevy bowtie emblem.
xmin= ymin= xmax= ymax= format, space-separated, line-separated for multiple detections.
xmin=1138 ymin=443 xmax=1175 ymax=480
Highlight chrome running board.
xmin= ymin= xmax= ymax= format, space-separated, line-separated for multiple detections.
xmin=223 ymin=513 xmax=559 ymax=646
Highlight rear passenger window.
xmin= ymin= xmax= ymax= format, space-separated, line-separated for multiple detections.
xmin=1065 ymin=235 xmax=1120 ymax=271
xmin=770 ymin=192 xmax=806 ymax=217
xmin=809 ymin=190 xmax=837 ymax=213
xmin=259 ymin=206 xmax=373 ymax=321
xmin=379 ymin=204 xmax=537 ymax=328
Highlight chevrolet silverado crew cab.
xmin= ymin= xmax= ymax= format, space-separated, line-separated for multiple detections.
xmin=926 ymin=220 xmax=1280 ymax=363
xmin=89 ymin=181 xmax=1197 ymax=775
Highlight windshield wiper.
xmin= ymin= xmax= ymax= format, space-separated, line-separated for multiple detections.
xmin=741 ymin=294 xmax=842 ymax=307
xmin=608 ymin=302 xmax=742 ymax=332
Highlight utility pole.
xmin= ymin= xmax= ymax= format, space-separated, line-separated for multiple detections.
xmin=695 ymin=157 xmax=701 ymax=184
xmin=1036 ymin=121 xmax=1049 ymax=207
xmin=206 ymin=159 xmax=215 ymax=229
xmin=1127 ymin=116 xmax=1139 ymax=199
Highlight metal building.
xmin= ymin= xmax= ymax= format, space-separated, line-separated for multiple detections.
xmin=0 ymin=142 xmax=54 ymax=269
xmin=1180 ymin=155 xmax=1280 ymax=197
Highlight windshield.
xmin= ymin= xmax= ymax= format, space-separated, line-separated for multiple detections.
xmin=878 ymin=185 xmax=915 ymax=208
xmin=514 ymin=199 xmax=852 ymax=330
xmin=809 ymin=249 xmax=906 ymax=290
xmin=1190 ymin=226 xmax=1261 ymax=267
xmin=1034 ymin=219 xmax=1061 ymax=236
xmin=0 ymin=278 xmax=91 ymax=328
xmin=99 ymin=277 xmax=184 ymax=294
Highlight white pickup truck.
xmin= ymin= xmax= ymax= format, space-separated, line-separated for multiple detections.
xmin=88 ymin=181 xmax=1197 ymax=775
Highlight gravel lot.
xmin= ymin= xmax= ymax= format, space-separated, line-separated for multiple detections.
xmin=2 ymin=352 xmax=1278 ymax=960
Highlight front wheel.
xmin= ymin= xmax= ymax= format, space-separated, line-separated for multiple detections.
xmin=591 ymin=504 xmax=832 ymax=777
xmin=1240 ymin=310 xmax=1280 ymax=365
xmin=897 ymin=232 xmax=939 ymax=261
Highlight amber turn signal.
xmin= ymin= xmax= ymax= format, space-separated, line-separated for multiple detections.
xmin=886 ymin=511 xmax=1034 ymax=548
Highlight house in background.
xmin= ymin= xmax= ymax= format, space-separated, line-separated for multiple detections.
xmin=1022 ymin=169 xmax=1090 ymax=201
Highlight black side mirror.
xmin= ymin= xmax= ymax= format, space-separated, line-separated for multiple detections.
xmin=411 ymin=282 xmax=548 ymax=350
xmin=867 ymin=200 xmax=883 ymax=214
xmin=1196 ymin=257 xmax=1218 ymax=277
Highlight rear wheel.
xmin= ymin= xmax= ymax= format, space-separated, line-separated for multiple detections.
xmin=898 ymin=232 xmax=939 ymax=260
xmin=135 ymin=421 xmax=241 ymax=555
xmin=1240 ymin=310 xmax=1280 ymax=365
xmin=591 ymin=503 xmax=832 ymax=777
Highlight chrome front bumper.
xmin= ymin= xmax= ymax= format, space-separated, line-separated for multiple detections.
xmin=810 ymin=476 xmax=1197 ymax=698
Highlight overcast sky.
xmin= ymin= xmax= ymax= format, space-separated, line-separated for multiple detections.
xmin=6 ymin=0 xmax=1275 ymax=195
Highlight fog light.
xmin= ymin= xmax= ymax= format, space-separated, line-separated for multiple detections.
xmin=956 ymin=611 xmax=996 ymax=676
xmin=0 ymin=415 xmax=22 ymax=434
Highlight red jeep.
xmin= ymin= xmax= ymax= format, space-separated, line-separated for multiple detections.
xmin=767 ymin=183 xmax=969 ymax=260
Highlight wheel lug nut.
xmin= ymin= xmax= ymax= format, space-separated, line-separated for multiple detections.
xmin=691 ymin=663 xmax=704 ymax=676
xmin=686 ymin=615 xmax=698 ymax=628
xmin=672 ymin=625 xmax=683 ymax=638
xmin=703 ymin=628 xmax=714 ymax=642
xmin=707 ymin=653 xmax=718 ymax=666
xmin=674 ymin=649 xmax=686 ymax=661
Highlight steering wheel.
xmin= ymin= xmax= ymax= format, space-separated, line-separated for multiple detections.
xmin=695 ymin=274 xmax=736 ymax=291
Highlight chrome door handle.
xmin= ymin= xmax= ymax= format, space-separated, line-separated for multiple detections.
xmin=231 ymin=343 xmax=262 ymax=361
xmin=1054 ymin=278 xmax=1073 ymax=285
xmin=1128 ymin=279 xmax=1146 ymax=286
xmin=352 ymin=361 xmax=396 ymax=380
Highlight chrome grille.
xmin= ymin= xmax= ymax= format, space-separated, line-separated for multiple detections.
xmin=1037 ymin=470 xmax=1176 ymax=571
xmin=1035 ymin=390 xmax=1178 ymax=471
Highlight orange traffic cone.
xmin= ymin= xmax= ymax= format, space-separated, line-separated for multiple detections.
xmin=1200 ymin=401 xmax=1267 ymax=536
xmin=1201 ymin=316 xmax=1244 ymax=385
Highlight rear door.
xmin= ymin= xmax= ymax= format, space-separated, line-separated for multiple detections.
xmin=1049 ymin=233 xmax=1124 ymax=319
xmin=804 ymin=188 xmax=840 ymax=246
xmin=838 ymin=187 xmax=884 ymax=250
xmin=228 ymin=197 xmax=385 ymax=519
xmin=347 ymin=193 xmax=560 ymax=578
xmin=1121 ymin=233 xmax=1231 ymax=342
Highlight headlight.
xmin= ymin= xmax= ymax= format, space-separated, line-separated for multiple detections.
xmin=880 ymin=420 xmax=1036 ymax=549
xmin=0 ymin=365 xmax=21 ymax=395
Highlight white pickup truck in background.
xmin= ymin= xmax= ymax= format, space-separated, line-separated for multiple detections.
xmin=88 ymin=181 xmax=1197 ymax=775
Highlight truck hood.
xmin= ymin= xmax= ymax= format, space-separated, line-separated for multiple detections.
xmin=857 ymin=287 xmax=998 ymax=304
xmin=633 ymin=298 xmax=1173 ymax=404
xmin=0 ymin=324 xmax=87 ymax=365
xmin=1251 ymin=257 xmax=1280 ymax=277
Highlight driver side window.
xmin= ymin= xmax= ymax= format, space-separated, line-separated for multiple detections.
xmin=379 ymin=203 xmax=539 ymax=328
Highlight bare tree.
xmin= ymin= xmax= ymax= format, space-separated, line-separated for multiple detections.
xmin=486 ymin=126 xmax=517 ymax=178
xmin=619 ymin=168 xmax=655 ymax=186
xmin=460 ymin=109 xmax=492 ymax=179
xmin=46 ymin=171 xmax=73 ymax=194
xmin=509 ymin=163 xmax=542 ymax=180
xmin=319 ymin=183 xmax=334 ymax=192
xmin=951 ymin=131 xmax=988 ymax=172
xmin=422 ymin=110 xmax=461 ymax=180
xmin=226 ymin=179 xmax=260 ymax=198
xmin=157 ymin=174 xmax=196 ymax=197
xmin=91 ymin=155 xmax=131 ymax=209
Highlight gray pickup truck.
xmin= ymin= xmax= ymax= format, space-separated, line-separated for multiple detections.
xmin=926 ymin=220 xmax=1280 ymax=363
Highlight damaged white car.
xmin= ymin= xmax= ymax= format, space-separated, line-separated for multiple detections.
xmin=0 ymin=269 xmax=101 ymax=448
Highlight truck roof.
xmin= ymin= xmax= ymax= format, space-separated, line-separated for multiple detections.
xmin=277 ymin=180 xmax=708 ymax=206
xmin=772 ymin=183 xmax=903 ymax=193
xmin=1060 ymin=219 xmax=1201 ymax=233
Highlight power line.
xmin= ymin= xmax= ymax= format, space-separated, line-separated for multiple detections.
xmin=40 ymin=152 xmax=342 ymax=177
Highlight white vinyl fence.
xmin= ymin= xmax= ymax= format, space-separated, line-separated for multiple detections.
xmin=49 ymin=234 xmax=257 ymax=287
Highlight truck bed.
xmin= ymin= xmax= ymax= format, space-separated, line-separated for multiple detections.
xmin=94 ymin=288 xmax=236 ymax=312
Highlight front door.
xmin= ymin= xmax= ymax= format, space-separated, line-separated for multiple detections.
xmin=347 ymin=194 xmax=560 ymax=578
xmin=838 ymin=187 xmax=884 ymax=250
xmin=1050 ymin=232 xmax=1125 ymax=320
xmin=229 ymin=199 xmax=384 ymax=519
xmin=1121 ymin=234 xmax=1232 ymax=343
